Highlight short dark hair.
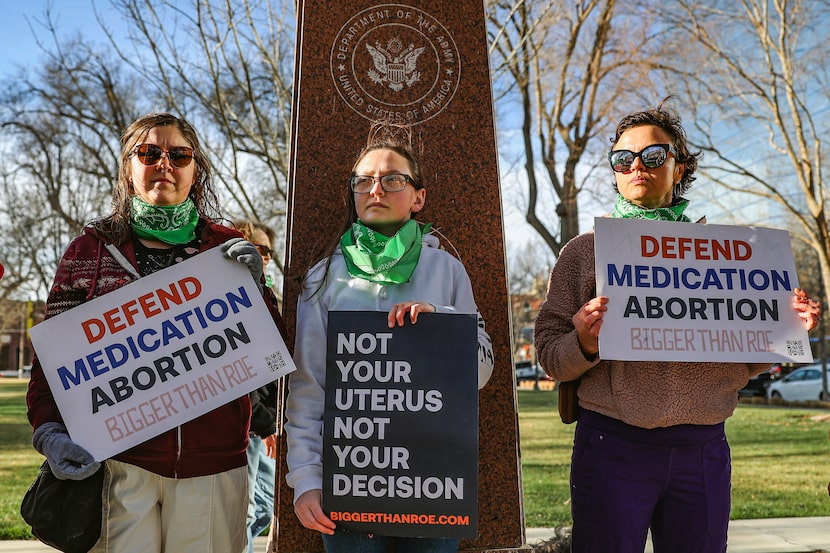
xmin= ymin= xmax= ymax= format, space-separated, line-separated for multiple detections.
xmin=611 ymin=101 xmax=702 ymax=198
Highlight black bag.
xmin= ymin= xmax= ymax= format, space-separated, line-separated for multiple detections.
xmin=20 ymin=461 xmax=105 ymax=553
xmin=557 ymin=379 xmax=581 ymax=424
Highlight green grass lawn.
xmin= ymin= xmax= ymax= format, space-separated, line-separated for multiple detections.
xmin=518 ymin=389 xmax=830 ymax=528
xmin=0 ymin=380 xmax=42 ymax=539
xmin=1 ymin=380 xmax=828 ymax=539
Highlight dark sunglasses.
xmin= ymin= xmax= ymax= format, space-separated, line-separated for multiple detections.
xmin=132 ymin=143 xmax=195 ymax=169
xmin=253 ymin=244 xmax=273 ymax=257
xmin=608 ymin=144 xmax=676 ymax=173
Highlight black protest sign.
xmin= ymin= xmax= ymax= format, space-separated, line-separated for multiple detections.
xmin=323 ymin=311 xmax=478 ymax=538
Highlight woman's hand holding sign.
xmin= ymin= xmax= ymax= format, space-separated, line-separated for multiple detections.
xmin=571 ymin=288 xmax=819 ymax=362
xmin=573 ymin=296 xmax=608 ymax=359
xmin=32 ymin=422 xmax=100 ymax=480
xmin=294 ymin=489 xmax=336 ymax=535
xmin=387 ymin=301 xmax=436 ymax=328
xmin=793 ymin=288 xmax=821 ymax=331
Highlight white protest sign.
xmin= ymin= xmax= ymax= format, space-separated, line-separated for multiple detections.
xmin=30 ymin=247 xmax=295 ymax=461
xmin=595 ymin=217 xmax=812 ymax=363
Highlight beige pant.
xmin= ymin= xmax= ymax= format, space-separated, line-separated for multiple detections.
xmin=90 ymin=460 xmax=248 ymax=553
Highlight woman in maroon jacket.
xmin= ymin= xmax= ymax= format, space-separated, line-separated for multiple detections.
xmin=26 ymin=113 xmax=283 ymax=552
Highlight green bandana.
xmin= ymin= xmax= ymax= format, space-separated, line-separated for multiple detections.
xmin=131 ymin=196 xmax=199 ymax=245
xmin=340 ymin=219 xmax=431 ymax=284
xmin=611 ymin=194 xmax=691 ymax=222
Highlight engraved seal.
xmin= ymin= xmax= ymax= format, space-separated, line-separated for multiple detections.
xmin=330 ymin=5 xmax=461 ymax=124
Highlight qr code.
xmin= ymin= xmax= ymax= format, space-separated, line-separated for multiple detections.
xmin=265 ymin=352 xmax=286 ymax=373
xmin=786 ymin=340 xmax=805 ymax=357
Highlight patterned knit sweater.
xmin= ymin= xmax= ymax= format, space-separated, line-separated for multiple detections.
xmin=27 ymin=221 xmax=285 ymax=478
xmin=534 ymin=231 xmax=770 ymax=428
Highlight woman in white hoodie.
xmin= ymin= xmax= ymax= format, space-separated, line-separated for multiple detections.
xmin=285 ymin=124 xmax=494 ymax=553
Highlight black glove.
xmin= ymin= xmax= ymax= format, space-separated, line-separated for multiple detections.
xmin=221 ymin=237 xmax=264 ymax=294
xmin=32 ymin=422 xmax=100 ymax=480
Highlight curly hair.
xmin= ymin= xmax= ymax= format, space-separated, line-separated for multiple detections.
xmin=611 ymin=101 xmax=702 ymax=199
xmin=93 ymin=113 xmax=221 ymax=243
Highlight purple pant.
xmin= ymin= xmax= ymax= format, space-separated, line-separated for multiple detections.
xmin=570 ymin=410 xmax=730 ymax=553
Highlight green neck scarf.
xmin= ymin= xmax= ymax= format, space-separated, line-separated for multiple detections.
xmin=131 ymin=196 xmax=199 ymax=245
xmin=340 ymin=219 xmax=431 ymax=284
xmin=611 ymin=194 xmax=691 ymax=222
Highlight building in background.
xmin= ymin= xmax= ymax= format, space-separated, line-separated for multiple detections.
xmin=511 ymin=294 xmax=541 ymax=361
xmin=0 ymin=300 xmax=42 ymax=375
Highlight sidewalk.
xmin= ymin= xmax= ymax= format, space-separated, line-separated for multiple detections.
xmin=2 ymin=517 xmax=828 ymax=552
xmin=526 ymin=517 xmax=830 ymax=552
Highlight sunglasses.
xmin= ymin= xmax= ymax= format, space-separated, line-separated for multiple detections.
xmin=132 ymin=143 xmax=195 ymax=169
xmin=253 ymin=244 xmax=273 ymax=257
xmin=608 ymin=144 xmax=676 ymax=173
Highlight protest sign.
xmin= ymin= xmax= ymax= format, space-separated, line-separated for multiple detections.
xmin=595 ymin=217 xmax=812 ymax=363
xmin=323 ymin=311 xmax=478 ymax=538
xmin=29 ymin=248 xmax=295 ymax=461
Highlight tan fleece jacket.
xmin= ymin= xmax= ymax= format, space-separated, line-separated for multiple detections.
xmin=534 ymin=231 xmax=770 ymax=428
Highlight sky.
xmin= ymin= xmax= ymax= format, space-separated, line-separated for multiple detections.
xmin=0 ymin=3 xmax=41 ymax=72
xmin=0 ymin=2 xmax=112 ymax=75
xmin=0 ymin=2 xmax=141 ymax=83
xmin=0 ymin=1 xmax=542 ymax=268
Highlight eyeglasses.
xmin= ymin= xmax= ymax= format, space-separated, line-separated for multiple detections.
xmin=132 ymin=143 xmax=195 ymax=169
xmin=253 ymin=244 xmax=273 ymax=257
xmin=608 ymin=144 xmax=676 ymax=173
xmin=349 ymin=174 xmax=416 ymax=194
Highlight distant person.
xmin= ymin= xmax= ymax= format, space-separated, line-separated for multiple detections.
xmin=233 ymin=219 xmax=281 ymax=553
xmin=284 ymin=123 xmax=494 ymax=553
xmin=534 ymin=102 xmax=821 ymax=553
xmin=26 ymin=112 xmax=286 ymax=553
xmin=234 ymin=220 xmax=278 ymax=291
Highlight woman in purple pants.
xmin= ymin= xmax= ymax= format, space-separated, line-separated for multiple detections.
xmin=534 ymin=102 xmax=821 ymax=553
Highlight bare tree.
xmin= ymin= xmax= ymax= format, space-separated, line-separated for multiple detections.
xmin=101 ymin=0 xmax=295 ymax=274
xmin=487 ymin=0 xmax=664 ymax=257
xmin=660 ymin=0 xmax=830 ymax=309
xmin=0 ymin=30 xmax=132 ymax=300
xmin=0 ymin=0 xmax=295 ymax=304
xmin=506 ymin=237 xmax=551 ymax=358
xmin=507 ymin=237 xmax=552 ymax=297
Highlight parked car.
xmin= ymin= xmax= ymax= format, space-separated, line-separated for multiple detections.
xmin=0 ymin=366 xmax=31 ymax=378
xmin=739 ymin=363 xmax=800 ymax=397
xmin=739 ymin=367 xmax=778 ymax=397
xmin=767 ymin=362 xmax=830 ymax=402
xmin=770 ymin=363 xmax=799 ymax=378
xmin=514 ymin=360 xmax=552 ymax=383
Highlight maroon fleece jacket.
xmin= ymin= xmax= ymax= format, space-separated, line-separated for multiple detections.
xmin=27 ymin=221 xmax=286 ymax=478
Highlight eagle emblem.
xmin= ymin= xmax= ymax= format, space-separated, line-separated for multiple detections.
xmin=366 ymin=38 xmax=426 ymax=92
